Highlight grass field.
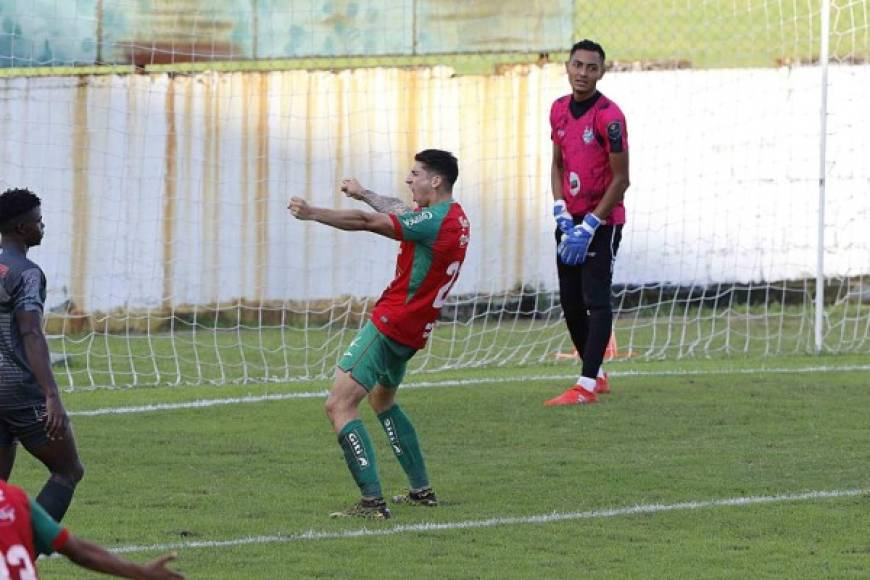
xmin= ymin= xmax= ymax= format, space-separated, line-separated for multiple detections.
xmin=10 ymin=353 xmax=868 ymax=578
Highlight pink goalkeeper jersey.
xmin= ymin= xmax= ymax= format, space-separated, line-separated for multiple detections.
xmin=550 ymin=92 xmax=628 ymax=224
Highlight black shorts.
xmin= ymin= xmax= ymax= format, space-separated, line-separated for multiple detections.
xmin=0 ymin=403 xmax=50 ymax=447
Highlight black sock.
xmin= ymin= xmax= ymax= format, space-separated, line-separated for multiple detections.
xmin=36 ymin=475 xmax=77 ymax=522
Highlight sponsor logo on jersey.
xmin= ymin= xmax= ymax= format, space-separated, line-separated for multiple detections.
xmin=607 ymin=121 xmax=622 ymax=141
xmin=569 ymin=171 xmax=581 ymax=196
xmin=0 ymin=506 xmax=15 ymax=523
xmin=582 ymin=126 xmax=594 ymax=144
xmin=401 ymin=210 xmax=433 ymax=227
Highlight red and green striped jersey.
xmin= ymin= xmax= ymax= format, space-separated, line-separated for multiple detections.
xmin=373 ymin=200 xmax=470 ymax=349
xmin=0 ymin=481 xmax=69 ymax=579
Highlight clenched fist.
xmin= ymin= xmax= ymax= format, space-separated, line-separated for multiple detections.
xmin=288 ymin=196 xmax=312 ymax=220
xmin=340 ymin=178 xmax=365 ymax=200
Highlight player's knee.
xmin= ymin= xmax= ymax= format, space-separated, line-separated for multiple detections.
xmin=561 ymin=302 xmax=587 ymax=324
xmin=71 ymin=460 xmax=85 ymax=484
xmin=587 ymin=303 xmax=612 ymax=319
xmin=51 ymin=461 xmax=84 ymax=488
xmin=324 ymin=395 xmax=351 ymax=423
xmin=367 ymin=387 xmax=394 ymax=415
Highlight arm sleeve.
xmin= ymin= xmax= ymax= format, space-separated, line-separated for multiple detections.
xmin=597 ymin=106 xmax=628 ymax=154
xmin=388 ymin=214 xmax=404 ymax=240
xmin=29 ymin=497 xmax=69 ymax=555
xmin=549 ymin=99 xmax=560 ymax=142
xmin=393 ymin=210 xmax=441 ymax=244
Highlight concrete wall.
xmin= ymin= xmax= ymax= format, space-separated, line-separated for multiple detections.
xmin=0 ymin=0 xmax=572 ymax=66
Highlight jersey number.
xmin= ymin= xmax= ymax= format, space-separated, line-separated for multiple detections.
xmin=0 ymin=544 xmax=37 ymax=580
xmin=432 ymin=261 xmax=462 ymax=308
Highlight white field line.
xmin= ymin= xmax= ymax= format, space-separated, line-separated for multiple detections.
xmin=68 ymin=363 xmax=870 ymax=417
xmin=103 ymin=487 xmax=868 ymax=555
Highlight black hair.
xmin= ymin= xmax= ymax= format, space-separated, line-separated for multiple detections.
xmin=414 ymin=149 xmax=459 ymax=189
xmin=569 ymin=39 xmax=606 ymax=63
xmin=0 ymin=188 xmax=41 ymax=232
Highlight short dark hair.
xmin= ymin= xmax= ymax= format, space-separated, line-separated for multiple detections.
xmin=0 ymin=188 xmax=41 ymax=232
xmin=415 ymin=149 xmax=459 ymax=189
xmin=569 ymin=39 xmax=606 ymax=63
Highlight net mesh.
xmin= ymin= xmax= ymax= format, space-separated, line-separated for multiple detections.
xmin=0 ymin=1 xmax=867 ymax=388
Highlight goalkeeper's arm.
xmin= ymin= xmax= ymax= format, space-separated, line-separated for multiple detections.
xmin=551 ymin=142 xmax=565 ymax=202
xmin=591 ymin=150 xmax=630 ymax=221
xmin=288 ymin=196 xmax=397 ymax=239
xmin=341 ymin=178 xmax=413 ymax=214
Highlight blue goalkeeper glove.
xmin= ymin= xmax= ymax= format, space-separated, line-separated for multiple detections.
xmin=553 ymin=200 xmax=574 ymax=234
xmin=558 ymin=213 xmax=602 ymax=266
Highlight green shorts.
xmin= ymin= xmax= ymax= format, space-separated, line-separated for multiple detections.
xmin=338 ymin=321 xmax=416 ymax=391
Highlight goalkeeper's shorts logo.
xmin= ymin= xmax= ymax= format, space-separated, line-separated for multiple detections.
xmin=569 ymin=172 xmax=581 ymax=196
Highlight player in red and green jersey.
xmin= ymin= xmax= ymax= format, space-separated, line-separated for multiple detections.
xmin=289 ymin=149 xmax=469 ymax=519
xmin=0 ymin=479 xmax=184 ymax=579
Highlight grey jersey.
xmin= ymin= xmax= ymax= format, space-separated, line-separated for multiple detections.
xmin=0 ymin=248 xmax=46 ymax=407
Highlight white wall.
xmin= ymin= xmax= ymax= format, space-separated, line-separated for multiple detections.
xmin=0 ymin=64 xmax=866 ymax=312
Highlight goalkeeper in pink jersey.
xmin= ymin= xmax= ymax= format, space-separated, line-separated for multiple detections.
xmin=545 ymin=39 xmax=631 ymax=406
xmin=289 ymin=150 xmax=469 ymax=519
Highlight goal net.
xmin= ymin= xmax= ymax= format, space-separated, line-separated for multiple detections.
xmin=0 ymin=1 xmax=867 ymax=388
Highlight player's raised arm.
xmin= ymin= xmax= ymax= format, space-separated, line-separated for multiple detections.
xmin=340 ymin=178 xmax=413 ymax=214
xmin=288 ymin=196 xmax=397 ymax=239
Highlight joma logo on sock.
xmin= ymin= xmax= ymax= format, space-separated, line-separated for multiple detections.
xmin=383 ymin=418 xmax=402 ymax=455
xmin=347 ymin=432 xmax=369 ymax=467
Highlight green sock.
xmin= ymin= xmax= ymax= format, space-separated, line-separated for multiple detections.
xmin=337 ymin=419 xmax=382 ymax=498
xmin=378 ymin=404 xmax=430 ymax=490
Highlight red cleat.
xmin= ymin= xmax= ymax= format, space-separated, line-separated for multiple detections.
xmin=544 ymin=386 xmax=598 ymax=406
xmin=595 ymin=373 xmax=611 ymax=394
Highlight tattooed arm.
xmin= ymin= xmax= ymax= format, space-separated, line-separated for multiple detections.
xmin=340 ymin=178 xmax=413 ymax=214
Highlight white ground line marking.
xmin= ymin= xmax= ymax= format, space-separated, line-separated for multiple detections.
xmin=68 ymin=363 xmax=870 ymax=417
xmin=103 ymin=487 xmax=868 ymax=554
